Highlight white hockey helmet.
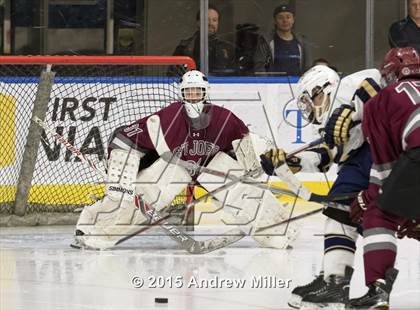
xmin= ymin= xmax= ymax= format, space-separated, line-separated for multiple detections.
xmin=179 ymin=70 xmax=209 ymax=118
xmin=296 ymin=65 xmax=340 ymax=124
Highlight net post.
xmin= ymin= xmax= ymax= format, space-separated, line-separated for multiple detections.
xmin=13 ymin=68 xmax=56 ymax=216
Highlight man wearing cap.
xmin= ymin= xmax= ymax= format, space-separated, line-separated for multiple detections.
xmin=253 ymin=4 xmax=312 ymax=76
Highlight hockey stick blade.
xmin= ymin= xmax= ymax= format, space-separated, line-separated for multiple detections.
xmin=141 ymin=206 xmax=246 ymax=254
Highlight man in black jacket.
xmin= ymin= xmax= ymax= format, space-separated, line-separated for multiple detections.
xmin=388 ymin=0 xmax=420 ymax=52
xmin=172 ymin=5 xmax=236 ymax=75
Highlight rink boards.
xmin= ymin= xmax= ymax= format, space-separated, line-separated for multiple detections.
xmin=0 ymin=77 xmax=336 ymax=208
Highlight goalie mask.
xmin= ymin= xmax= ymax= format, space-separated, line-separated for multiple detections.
xmin=179 ymin=70 xmax=209 ymax=119
xmin=296 ymin=65 xmax=340 ymax=124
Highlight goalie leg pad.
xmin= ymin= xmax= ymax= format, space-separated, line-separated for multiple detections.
xmin=197 ymin=152 xmax=299 ymax=249
xmin=135 ymin=157 xmax=192 ymax=212
xmin=251 ymin=191 xmax=300 ymax=249
xmin=75 ymin=199 xmax=148 ymax=249
xmin=197 ymin=151 xmax=245 ymax=201
xmin=106 ymin=149 xmax=141 ymax=202
xmin=76 ymin=149 xmax=147 ymax=249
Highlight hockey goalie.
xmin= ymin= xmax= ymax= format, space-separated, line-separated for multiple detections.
xmin=73 ymin=70 xmax=299 ymax=251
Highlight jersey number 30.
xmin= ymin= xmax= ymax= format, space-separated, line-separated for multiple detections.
xmin=396 ymin=81 xmax=420 ymax=105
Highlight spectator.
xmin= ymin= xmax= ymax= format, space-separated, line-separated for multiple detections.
xmin=388 ymin=0 xmax=420 ymax=52
xmin=312 ymin=58 xmax=339 ymax=73
xmin=117 ymin=28 xmax=135 ymax=55
xmin=172 ymin=5 xmax=236 ymax=75
xmin=253 ymin=4 xmax=312 ymax=76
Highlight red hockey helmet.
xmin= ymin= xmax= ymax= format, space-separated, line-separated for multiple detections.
xmin=380 ymin=47 xmax=420 ymax=85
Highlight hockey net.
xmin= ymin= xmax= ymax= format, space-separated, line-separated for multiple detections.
xmin=0 ymin=56 xmax=196 ymax=225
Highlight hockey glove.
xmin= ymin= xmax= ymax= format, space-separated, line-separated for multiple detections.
xmin=307 ymin=143 xmax=334 ymax=172
xmin=260 ymin=148 xmax=302 ymax=176
xmin=397 ymin=219 xmax=420 ymax=241
xmin=350 ymin=191 xmax=368 ymax=224
xmin=324 ymin=105 xmax=355 ymax=148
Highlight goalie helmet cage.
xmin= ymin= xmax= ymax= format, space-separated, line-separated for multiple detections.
xmin=0 ymin=55 xmax=196 ymax=226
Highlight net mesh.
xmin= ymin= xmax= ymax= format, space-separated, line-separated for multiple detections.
xmin=0 ymin=58 xmax=193 ymax=223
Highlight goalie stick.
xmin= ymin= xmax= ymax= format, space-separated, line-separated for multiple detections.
xmin=33 ymin=116 xmax=246 ymax=254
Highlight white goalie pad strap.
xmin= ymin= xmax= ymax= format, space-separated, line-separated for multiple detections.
xmin=106 ymin=149 xmax=141 ymax=202
xmin=135 ymin=158 xmax=192 ymax=211
xmin=232 ymin=133 xmax=274 ymax=172
xmin=76 ymin=198 xmax=147 ymax=249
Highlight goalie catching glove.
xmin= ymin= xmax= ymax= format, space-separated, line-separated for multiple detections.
xmin=260 ymin=148 xmax=302 ymax=175
xmin=324 ymin=105 xmax=356 ymax=148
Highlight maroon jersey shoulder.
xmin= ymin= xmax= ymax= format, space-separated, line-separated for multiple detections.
xmin=363 ymin=79 xmax=420 ymax=159
xmin=209 ymin=104 xmax=249 ymax=138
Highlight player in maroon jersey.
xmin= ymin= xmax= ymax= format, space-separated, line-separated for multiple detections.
xmin=73 ymin=70 xmax=251 ymax=250
xmin=324 ymin=47 xmax=420 ymax=309
xmin=109 ymin=69 xmax=249 ymax=176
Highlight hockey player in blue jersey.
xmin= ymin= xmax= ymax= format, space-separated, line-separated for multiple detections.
xmin=260 ymin=65 xmax=382 ymax=309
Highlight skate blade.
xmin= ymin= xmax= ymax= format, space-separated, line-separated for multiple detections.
xmin=301 ymin=302 xmax=345 ymax=310
xmin=371 ymin=302 xmax=389 ymax=310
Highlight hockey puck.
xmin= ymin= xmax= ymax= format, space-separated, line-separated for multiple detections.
xmin=155 ymin=297 xmax=168 ymax=303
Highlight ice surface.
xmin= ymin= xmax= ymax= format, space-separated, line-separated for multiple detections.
xmin=1 ymin=214 xmax=419 ymax=310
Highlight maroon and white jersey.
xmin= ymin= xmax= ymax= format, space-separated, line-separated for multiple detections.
xmin=109 ymin=101 xmax=249 ymax=175
xmin=362 ymin=78 xmax=420 ymax=202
